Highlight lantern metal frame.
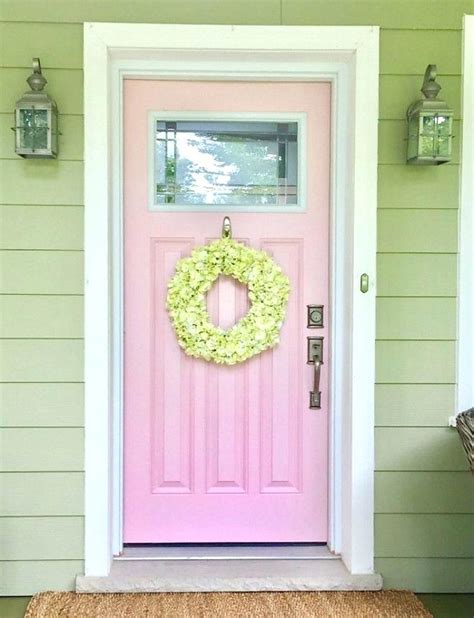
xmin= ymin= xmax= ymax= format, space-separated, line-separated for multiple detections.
xmin=13 ymin=58 xmax=59 ymax=159
xmin=406 ymin=64 xmax=454 ymax=165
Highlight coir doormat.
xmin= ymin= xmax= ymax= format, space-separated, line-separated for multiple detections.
xmin=25 ymin=590 xmax=431 ymax=617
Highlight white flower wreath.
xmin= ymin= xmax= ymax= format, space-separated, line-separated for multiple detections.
xmin=166 ymin=238 xmax=290 ymax=365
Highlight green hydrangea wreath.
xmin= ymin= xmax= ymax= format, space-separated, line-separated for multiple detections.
xmin=166 ymin=238 xmax=290 ymax=365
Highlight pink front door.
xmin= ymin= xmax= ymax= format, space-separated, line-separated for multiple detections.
xmin=123 ymin=79 xmax=330 ymax=543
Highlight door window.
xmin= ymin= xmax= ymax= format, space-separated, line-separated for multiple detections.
xmin=150 ymin=114 xmax=306 ymax=211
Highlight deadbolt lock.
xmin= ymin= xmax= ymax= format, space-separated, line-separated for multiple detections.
xmin=307 ymin=304 xmax=324 ymax=328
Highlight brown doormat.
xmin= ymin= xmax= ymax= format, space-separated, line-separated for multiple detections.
xmin=25 ymin=590 xmax=431 ymax=617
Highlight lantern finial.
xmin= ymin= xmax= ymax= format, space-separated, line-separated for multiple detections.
xmin=421 ymin=64 xmax=441 ymax=100
xmin=26 ymin=58 xmax=47 ymax=92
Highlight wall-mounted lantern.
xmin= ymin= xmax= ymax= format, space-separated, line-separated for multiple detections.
xmin=13 ymin=58 xmax=59 ymax=159
xmin=406 ymin=64 xmax=453 ymax=165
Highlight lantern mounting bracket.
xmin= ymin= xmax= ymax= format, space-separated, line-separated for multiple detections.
xmin=27 ymin=58 xmax=47 ymax=92
xmin=421 ymin=64 xmax=441 ymax=100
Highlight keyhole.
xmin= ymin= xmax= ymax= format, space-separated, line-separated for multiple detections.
xmin=206 ymin=275 xmax=249 ymax=330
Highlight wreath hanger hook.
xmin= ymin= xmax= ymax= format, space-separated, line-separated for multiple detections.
xmin=221 ymin=216 xmax=232 ymax=239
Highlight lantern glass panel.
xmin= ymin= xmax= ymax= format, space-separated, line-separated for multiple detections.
xmin=435 ymin=114 xmax=451 ymax=157
xmin=19 ymin=108 xmax=49 ymax=151
xmin=50 ymin=108 xmax=58 ymax=154
xmin=420 ymin=115 xmax=436 ymax=157
xmin=407 ymin=114 xmax=420 ymax=161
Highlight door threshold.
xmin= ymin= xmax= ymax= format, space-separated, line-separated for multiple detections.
xmin=116 ymin=544 xmax=338 ymax=561
xmin=77 ymin=556 xmax=382 ymax=593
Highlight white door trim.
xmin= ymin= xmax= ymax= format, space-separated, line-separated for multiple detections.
xmin=457 ymin=15 xmax=474 ymax=413
xmin=84 ymin=23 xmax=379 ymax=578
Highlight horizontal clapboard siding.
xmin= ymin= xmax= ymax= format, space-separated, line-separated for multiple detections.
xmin=0 ymin=160 xmax=84 ymax=204
xmin=0 ymin=560 xmax=84 ymax=596
xmin=375 ymin=558 xmax=474 ymax=593
xmin=0 ymin=22 xmax=84 ymax=69
xmin=375 ymin=384 xmax=455 ymax=427
xmin=376 ymin=427 xmax=467 ymax=471
xmin=281 ymin=1 xmax=471 ymax=30
xmin=0 ymin=472 xmax=84 ymax=516
xmin=375 ymin=472 xmax=474 ymax=513
xmin=0 ymin=251 xmax=83 ymax=294
xmin=378 ymin=164 xmax=459 ymax=209
xmin=0 ymin=0 xmax=469 ymax=596
xmin=0 ymin=296 xmax=83 ymax=338
xmin=0 ymin=428 xmax=84 ymax=471
xmin=376 ymin=341 xmax=455 ymax=384
xmin=376 ymin=298 xmax=456 ymax=340
xmin=0 ymin=0 xmax=283 ymax=26
xmin=0 ymin=517 xmax=83 ymax=560
xmin=375 ymin=514 xmax=473 ymax=557
xmin=377 ymin=210 xmax=458 ymax=253
xmin=0 ymin=383 xmax=84 ymax=427
xmin=377 ymin=254 xmax=457 ymax=296
xmin=372 ymin=17 xmax=469 ymax=586
xmin=0 ymin=340 xmax=83 ymax=382
xmin=0 ymin=206 xmax=84 ymax=249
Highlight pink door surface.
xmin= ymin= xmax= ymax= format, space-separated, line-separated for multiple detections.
xmin=124 ymin=80 xmax=330 ymax=543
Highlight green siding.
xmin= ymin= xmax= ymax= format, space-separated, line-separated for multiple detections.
xmin=375 ymin=514 xmax=473 ymax=558
xmin=0 ymin=473 xmax=84 ymax=516
xmin=281 ymin=0 xmax=472 ymax=29
xmin=1 ymin=0 xmax=472 ymax=596
xmin=0 ymin=340 xmax=83 ymax=382
xmin=0 ymin=161 xmax=84 ymax=204
xmin=375 ymin=384 xmax=455 ymax=427
xmin=376 ymin=428 xmax=467 ymax=471
xmin=377 ymin=210 xmax=458 ymax=253
xmin=376 ymin=298 xmax=456 ymax=340
xmin=378 ymin=164 xmax=459 ymax=208
xmin=0 ymin=429 xmax=83 ymax=471
xmin=0 ymin=22 xmax=84 ymax=68
xmin=377 ymin=254 xmax=457 ymax=296
xmin=375 ymin=559 xmax=474 ymax=593
xmin=0 ymin=383 xmax=83 ymax=427
xmin=0 ymin=206 xmax=84 ymax=249
xmin=375 ymin=472 xmax=474 ymax=513
xmin=0 ymin=561 xmax=83 ymax=596
xmin=0 ymin=251 xmax=83 ymax=294
xmin=379 ymin=30 xmax=462 ymax=75
xmin=376 ymin=341 xmax=455 ymax=383
xmin=0 ymin=517 xmax=83 ymax=560
xmin=0 ymin=296 xmax=83 ymax=338
xmin=0 ymin=0 xmax=282 ymax=25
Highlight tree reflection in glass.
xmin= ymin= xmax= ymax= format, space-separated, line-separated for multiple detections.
xmin=155 ymin=120 xmax=298 ymax=206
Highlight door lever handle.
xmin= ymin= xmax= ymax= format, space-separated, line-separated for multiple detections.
xmin=307 ymin=336 xmax=323 ymax=410
xmin=310 ymin=360 xmax=322 ymax=409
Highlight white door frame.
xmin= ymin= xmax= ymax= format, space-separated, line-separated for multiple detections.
xmin=84 ymin=23 xmax=379 ymax=578
xmin=457 ymin=15 xmax=474 ymax=413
